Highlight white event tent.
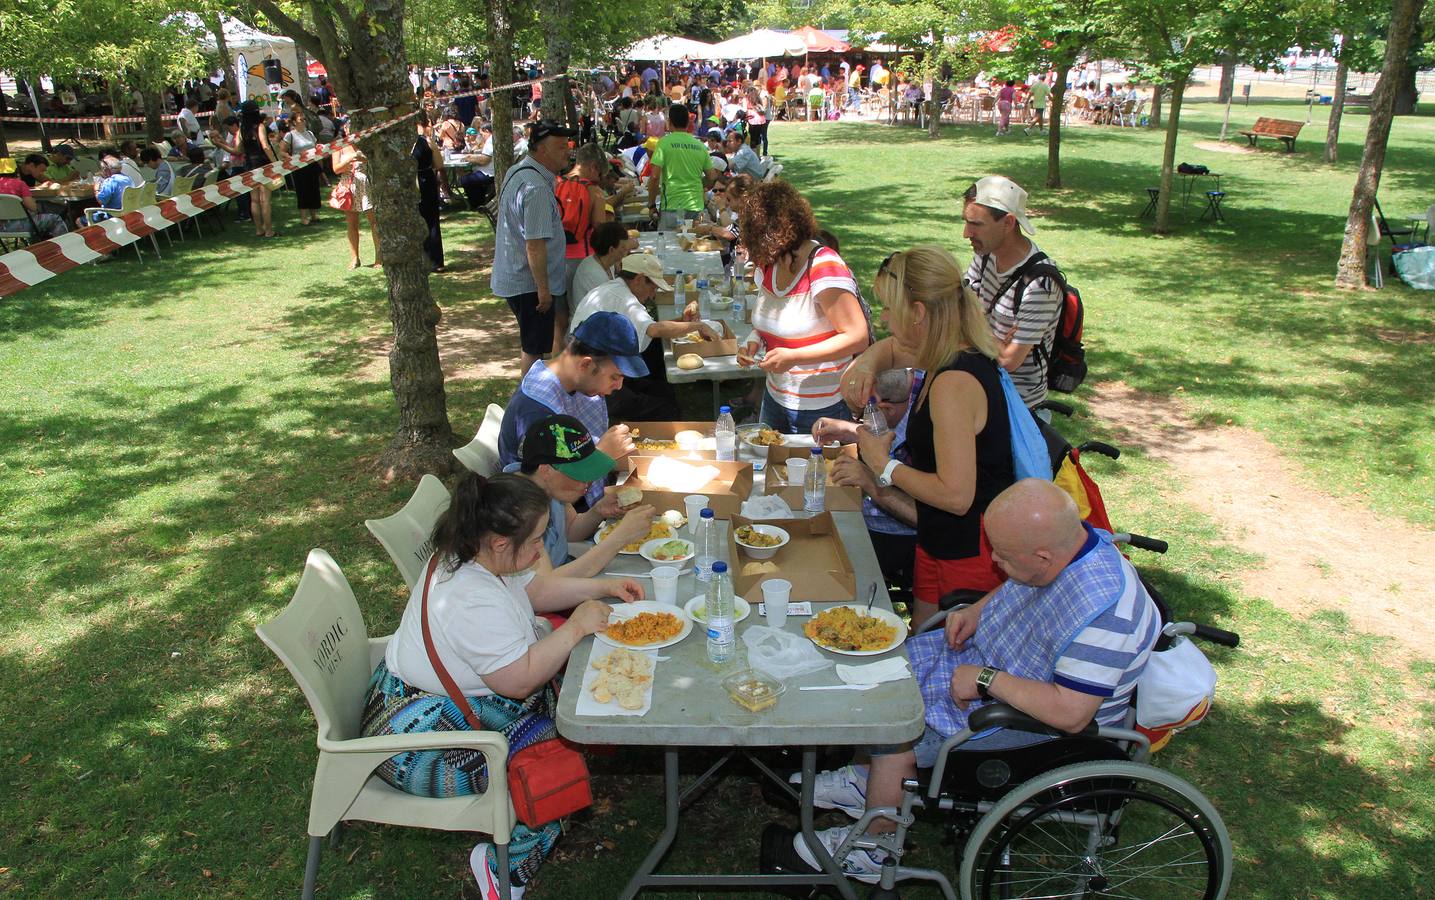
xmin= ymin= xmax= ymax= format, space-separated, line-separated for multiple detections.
xmin=708 ymin=29 xmax=808 ymax=59
xmin=621 ymin=35 xmax=717 ymax=62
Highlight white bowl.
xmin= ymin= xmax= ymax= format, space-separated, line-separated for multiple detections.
xmin=738 ymin=424 xmax=785 ymax=452
xmin=733 ymin=524 xmax=790 ymax=560
xmin=639 ymin=536 xmax=696 ymax=569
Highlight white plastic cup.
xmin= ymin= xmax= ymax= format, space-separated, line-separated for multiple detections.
xmin=762 ymin=579 xmax=792 ymax=628
xmin=783 ymin=457 xmax=808 ymax=488
xmin=651 ymin=566 xmax=680 ymax=605
xmin=683 ymin=494 xmax=709 ymax=534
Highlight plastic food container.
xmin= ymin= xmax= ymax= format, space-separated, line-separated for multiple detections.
xmin=723 ymin=669 xmax=785 ymax=712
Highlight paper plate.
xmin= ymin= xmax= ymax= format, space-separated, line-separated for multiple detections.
xmin=597 ymin=600 xmax=694 ymax=650
xmin=595 ymin=518 xmax=676 ymax=555
xmin=684 ymin=594 xmax=752 ymax=626
xmin=803 ymin=604 xmax=908 ymax=657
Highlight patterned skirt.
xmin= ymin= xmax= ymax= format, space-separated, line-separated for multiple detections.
xmin=361 ymin=660 xmax=563 ymax=886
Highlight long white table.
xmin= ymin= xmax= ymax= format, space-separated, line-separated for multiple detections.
xmin=654 ymin=304 xmax=764 ymax=417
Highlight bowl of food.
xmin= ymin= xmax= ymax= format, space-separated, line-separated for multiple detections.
xmin=738 ymin=424 xmax=785 ymax=451
xmin=596 ymin=518 xmax=673 ymax=554
xmin=722 ymin=669 xmax=785 ymax=712
xmin=733 ymin=523 xmax=789 ymax=560
xmin=640 ymin=536 xmax=696 ymax=569
xmin=708 ymin=296 xmax=733 ymax=312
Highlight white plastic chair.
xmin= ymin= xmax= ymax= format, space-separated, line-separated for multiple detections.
xmin=0 ymin=194 xmax=36 ymax=252
xmin=83 ymin=183 xmax=163 ymax=261
xmin=763 ymin=162 xmax=784 ymax=183
xmin=256 ymin=549 xmax=514 ymax=900
xmin=1367 ymin=212 xmax=1384 ymax=288
xmin=365 ymin=474 xmax=451 ymax=589
xmin=452 ymin=403 xmax=506 ymax=477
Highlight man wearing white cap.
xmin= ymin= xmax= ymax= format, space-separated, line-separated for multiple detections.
xmin=569 ymin=253 xmax=720 ymax=420
xmin=962 ymin=176 xmax=1064 ymax=411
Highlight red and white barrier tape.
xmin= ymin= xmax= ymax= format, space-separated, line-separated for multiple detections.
xmin=0 ymin=72 xmax=567 ymax=298
xmin=0 ymin=110 xmax=216 ymax=126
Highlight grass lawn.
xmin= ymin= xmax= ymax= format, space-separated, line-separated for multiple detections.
xmin=1 ymin=97 xmax=1432 ymax=899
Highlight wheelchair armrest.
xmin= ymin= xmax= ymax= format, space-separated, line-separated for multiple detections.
xmin=968 ymin=703 xmax=1099 ymax=739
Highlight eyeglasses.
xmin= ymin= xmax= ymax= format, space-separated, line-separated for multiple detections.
xmin=877 ymin=251 xmax=901 ymax=275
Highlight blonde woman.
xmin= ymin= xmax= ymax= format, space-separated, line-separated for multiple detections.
xmin=331 ymin=122 xmax=381 ymax=268
xmin=846 ymin=246 xmax=1016 ymax=627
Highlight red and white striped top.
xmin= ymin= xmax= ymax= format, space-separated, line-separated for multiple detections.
xmin=751 ymin=243 xmax=860 ymax=411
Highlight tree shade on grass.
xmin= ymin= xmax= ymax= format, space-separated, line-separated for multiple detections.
xmin=0 ymin=105 xmax=1431 ymax=898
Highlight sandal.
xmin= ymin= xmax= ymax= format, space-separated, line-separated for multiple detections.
xmin=348 ymin=260 xmax=361 ymax=269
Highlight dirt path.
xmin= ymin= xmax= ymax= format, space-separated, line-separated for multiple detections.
xmin=1088 ymin=381 xmax=1435 ymax=657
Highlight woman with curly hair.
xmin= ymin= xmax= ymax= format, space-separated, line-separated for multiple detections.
xmin=737 ymin=180 xmax=870 ymax=433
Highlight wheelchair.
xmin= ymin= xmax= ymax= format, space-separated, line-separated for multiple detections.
xmin=763 ymin=599 xmax=1240 ymax=899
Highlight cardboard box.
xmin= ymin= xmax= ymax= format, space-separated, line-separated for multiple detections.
xmin=670 ymin=319 xmax=737 ymax=359
xmin=762 ymin=443 xmax=864 ymax=511
xmin=623 ymin=420 xmax=716 ymax=460
xmin=624 ymin=456 xmax=753 ymax=518
xmin=728 ymin=513 xmax=858 ymax=603
xmin=654 ymin=286 xmax=699 ymax=306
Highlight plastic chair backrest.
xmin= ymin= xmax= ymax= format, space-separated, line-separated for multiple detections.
xmin=453 ymin=403 xmax=506 ymax=476
xmin=117 ymin=184 xmax=147 ymax=213
xmin=167 ymin=175 xmax=195 ymax=197
xmin=365 ymin=474 xmax=451 ymax=589
xmin=0 ymin=194 xmax=28 ymax=223
xmin=1368 ymin=213 xmax=1382 ymax=246
xmin=140 ymin=182 xmax=158 ymax=207
xmin=255 ymin=549 xmax=373 ymax=743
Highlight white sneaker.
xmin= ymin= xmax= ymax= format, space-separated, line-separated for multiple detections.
xmin=789 ymin=764 xmax=868 ymax=819
xmin=469 ymin=843 xmax=525 ymax=900
xmin=791 ymin=825 xmax=886 ymax=884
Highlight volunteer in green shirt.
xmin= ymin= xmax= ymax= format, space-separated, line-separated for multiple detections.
xmin=1028 ymin=79 xmax=1052 ymax=132
xmin=45 ymin=146 xmax=79 ymax=184
xmin=645 ymin=103 xmax=719 ymax=230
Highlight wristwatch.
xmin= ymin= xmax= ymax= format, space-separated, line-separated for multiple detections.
xmin=976 ymin=666 xmax=1000 ymax=701
xmin=877 ymin=458 xmax=903 ymax=488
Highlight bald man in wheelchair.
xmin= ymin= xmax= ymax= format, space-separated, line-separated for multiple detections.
xmin=791 ymin=478 xmax=1164 ymax=882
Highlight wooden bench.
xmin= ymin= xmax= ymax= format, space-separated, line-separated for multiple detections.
xmin=1237 ymin=117 xmax=1303 ymax=152
xmin=1344 ymin=93 xmax=1374 ymax=108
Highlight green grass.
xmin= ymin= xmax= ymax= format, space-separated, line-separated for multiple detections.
xmin=1 ymin=99 xmax=1432 ymax=898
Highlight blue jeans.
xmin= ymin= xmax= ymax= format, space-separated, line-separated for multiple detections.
xmin=759 ymin=389 xmax=852 ymax=435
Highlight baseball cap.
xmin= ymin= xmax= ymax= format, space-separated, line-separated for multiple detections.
xmin=520 ymin=415 xmax=616 ymax=483
xmin=970 ymin=175 xmax=1036 ymax=235
xmin=621 ymin=254 xmax=674 ymax=292
xmin=528 ymin=119 xmax=577 ymax=145
xmin=52 ymin=145 xmax=76 ymax=160
xmin=572 ymin=311 xmax=649 ymax=378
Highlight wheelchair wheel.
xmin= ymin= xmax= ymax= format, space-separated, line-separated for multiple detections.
xmin=959 ymin=761 xmax=1231 ymax=899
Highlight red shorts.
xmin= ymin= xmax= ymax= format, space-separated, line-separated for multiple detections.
xmin=912 ymin=532 xmax=1005 ymax=607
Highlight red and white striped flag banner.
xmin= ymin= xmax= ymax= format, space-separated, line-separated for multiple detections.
xmin=0 ymin=72 xmax=567 ymax=298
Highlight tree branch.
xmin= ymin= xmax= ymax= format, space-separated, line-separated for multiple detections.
xmin=250 ymin=0 xmax=325 ymax=60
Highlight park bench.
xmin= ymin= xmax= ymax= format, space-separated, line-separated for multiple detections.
xmin=1237 ymin=117 xmax=1303 ymax=152
xmin=1344 ymin=93 xmax=1374 ymax=108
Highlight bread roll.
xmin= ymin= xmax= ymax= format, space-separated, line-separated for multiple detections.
xmin=677 ymin=353 xmax=704 ymax=370
xmin=742 ymin=561 xmax=779 ymax=577
xmin=616 ymin=486 xmax=643 ymax=509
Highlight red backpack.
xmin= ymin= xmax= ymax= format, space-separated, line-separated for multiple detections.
xmin=979 ymin=251 xmax=1088 ymax=394
xmin=556 ymin=175 xmax=594 ymax=257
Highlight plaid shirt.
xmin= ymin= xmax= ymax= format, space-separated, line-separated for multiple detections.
xmin=501 ymin=361 xmax=610 ymax=506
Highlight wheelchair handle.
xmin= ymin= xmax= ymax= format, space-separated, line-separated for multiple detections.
xmin=1078 ymin=440 xmax=1121 ymax=459
xmin=1035 ymin=399 xmax=1074 ymax=417
xmin=1115 ymin=533 xmax=1168 ymax=554
xmin=1165 ymin=621 xmax=1241 ymax=648
xmin=968 ymin=703 xmax=1099 ymax=739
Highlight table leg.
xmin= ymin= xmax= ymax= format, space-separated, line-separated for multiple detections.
xmin=711 ymin=380 xmax=721 ymax=419
xmin=618 ymin=749 xmax=681 ymax=900
xmin=797 ymin=748 xmax=861 ymax=900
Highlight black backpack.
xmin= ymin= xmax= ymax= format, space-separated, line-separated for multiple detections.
xmin=976 ymin=251 xmax=1088 ymax=394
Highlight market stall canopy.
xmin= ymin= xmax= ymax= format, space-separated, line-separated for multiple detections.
xmin=307 ymin=60 xmax=327 ymax=77
xmin=793 ymin=26 xmax=850 ymax=53
xmin=622 ymin=34 xmax=717 ymax=61
xmin=708 ymin=29 xmax=807 ymax=59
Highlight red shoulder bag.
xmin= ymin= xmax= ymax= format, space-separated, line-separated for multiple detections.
xmin=419 ymin=556 xmax=592 ymax=827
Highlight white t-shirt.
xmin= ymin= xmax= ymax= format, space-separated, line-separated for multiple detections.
xmin=176 ymin=107 xmax=201 ymax=137
xmin=570 ymin=254 xmax=618 ymax=304
xmin=385 ymin=556 xmax=539 ymax=696
xmin=477 ymin=135 xmax=495 ymax=177
xmin=570 ymin=279 xmax=657 ymax=352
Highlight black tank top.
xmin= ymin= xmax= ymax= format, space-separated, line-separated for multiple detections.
xmin=903 ymin=351 xmax=1014 ymax=560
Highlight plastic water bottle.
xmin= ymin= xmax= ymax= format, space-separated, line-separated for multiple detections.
xmin=672 ymin=270 xmax=685 ymax=303
xmin=695 ymin=508 xmax=717 ymax=582
xmin=804 ymin=447 xmax=826 ymax=513
xmin=863 ymin=396 xmax=890 ymax=436
xmin=705 ymin=561 xmax=735 ymax=664
xmin=696 ymin=278 xmax=712 ymax=320
xmin=715 ymin=405 xmax=737 ymax=461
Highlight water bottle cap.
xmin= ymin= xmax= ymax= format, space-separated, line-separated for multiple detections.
xmin=811 ymin=447 xmax=823 ymax=455
xmin=701 ymin=507 xmax=715 ymax=518
xmin=719 ymin=405 xmax=731 ymax=413
xmin=869 ymin=395 xmax=879 ymax=404
xmin=712 ymin=561 xmax=728 ymax=574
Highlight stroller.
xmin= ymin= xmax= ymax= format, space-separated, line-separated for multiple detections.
xmin=762 ymin=401 xmax=1242 ymax=899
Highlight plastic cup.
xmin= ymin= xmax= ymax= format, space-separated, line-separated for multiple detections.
xmin=783 ymin=456 xmax=808 ymax=488
xmin=761 ymin=579 xmax=792 ymax=628
xmin=651 ymin=566 xmax=680 ymax=605
xmin=683 ymin=494 xmax=708 ymax=534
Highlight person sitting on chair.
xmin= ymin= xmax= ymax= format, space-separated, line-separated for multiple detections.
xmin=789 ymin=478 xmax=1162 ymax=883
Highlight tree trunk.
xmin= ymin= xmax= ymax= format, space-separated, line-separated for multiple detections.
xmin=539 ymin=0 xmax=572 ymax=124
xmin=205 ymin=12 xmax=239 ymax=95
xmin=486 ymin=0 xmax=516 ymax=186
xmin=1153 ymin=75 xmax=1186 ymax=235
xmin=1391 ymin=45 xmax=1421 ymax=114
xmin=1325 ymin=57 xmax=1348 ymax=164
xmin=1216 ymin=52 xmax=1236 ymax=103
xmin=143 ymin=91 xmax=165 ymax=144
xmin=1046 ymin=62 xmax=1071 ymax=189
xmin=1335 ymin=0 xmax=1426 ymax=288
xmin=1150 ymin=83 xmax=1163 ymax=128
xmin=928 ymin=97 xmax=940 ymax=137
